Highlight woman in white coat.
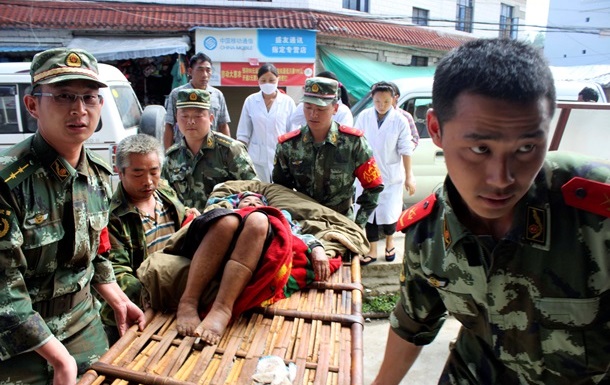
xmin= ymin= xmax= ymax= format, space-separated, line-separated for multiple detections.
xmin=237 ymin=63 xmax=296 ymax=182
xmin=354 ymin=81 xmax=416 ymax=265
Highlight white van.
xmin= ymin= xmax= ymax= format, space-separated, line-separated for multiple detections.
xmin=0 ymin=62 xmax=165 ymax=188
xmin=351 ymin=77 xmax=609 ymax=207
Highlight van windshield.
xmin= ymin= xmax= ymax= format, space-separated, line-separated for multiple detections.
xmin=111 ymin=85 xmax=142 ymax=129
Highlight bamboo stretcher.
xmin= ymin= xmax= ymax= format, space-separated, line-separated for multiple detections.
xmin=78 ymin=258 xmax=363 ymax=385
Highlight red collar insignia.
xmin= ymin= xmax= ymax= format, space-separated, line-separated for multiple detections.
xmin=562 ymin=177 xmax=610 ymax=218
xmin=396 ymin=193 xmax=437 ymax=232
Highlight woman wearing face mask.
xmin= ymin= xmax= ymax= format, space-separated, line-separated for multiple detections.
xmin=237 ymin=63 xmax=296 ymax=182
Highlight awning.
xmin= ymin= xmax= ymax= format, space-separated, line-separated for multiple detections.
xmin=318 ymin=46 xmax=436 ymax=100
xmin=68 ymin=36 xmax=191 ymax=61
xmin=0 ymin=45 xmax=58 ymax=53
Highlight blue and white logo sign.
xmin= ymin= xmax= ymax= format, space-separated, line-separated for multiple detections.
xmin=257 ymin=29 xmax=315 ymax=58
xmin=195 ymin=28 xmax=316 ymax=63
xmin=203 ymin=36 xmax=218 ymax=51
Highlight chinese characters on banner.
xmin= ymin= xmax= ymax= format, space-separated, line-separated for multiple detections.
xmin=195 ymin=28 xmax=316 ymax=86
xmin=220 ymin=62 xmax=314 ymax=86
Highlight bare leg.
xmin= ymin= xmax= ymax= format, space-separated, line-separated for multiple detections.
xmin=195 ymin=211 xmax=269 ymax=344
xmin=369 ymin=240 xmax=379 ymax=260
xmin=176 ymin=215 xmax=240 ymax=336
xmin=385 ymin=235 xmax=395 ymax=253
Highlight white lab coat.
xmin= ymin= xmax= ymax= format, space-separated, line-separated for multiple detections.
xmin=289 ymin=101 xmax=354 ymax=130
xmin=354 ymin=107 xmax=413 ymax=224
xmin=236 ymin=91 xmax=296 ymax=182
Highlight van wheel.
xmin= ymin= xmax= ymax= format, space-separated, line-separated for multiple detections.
xmin=140 ymin=105 xmax=166 ymax=143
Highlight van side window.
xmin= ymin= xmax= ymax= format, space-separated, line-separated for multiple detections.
xmin=0 ymin=85 xmax=21 ymax=133
xmin=404 ymin=98 xmax=432 ymax=138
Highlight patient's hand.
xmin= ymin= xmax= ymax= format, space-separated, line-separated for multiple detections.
xmin=311 ymin=247 xmax=330 ymax=281
xmin=186 ymin=207 xmax=201 ymax=217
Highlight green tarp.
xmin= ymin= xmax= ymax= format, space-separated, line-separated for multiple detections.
xmin=318 ymin=46 xmax=436 ymax=101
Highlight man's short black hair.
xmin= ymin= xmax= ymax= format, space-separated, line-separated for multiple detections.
xmin=578 ymin=87 xmax=599 ymax=102
xmin=189 ymin=52 xmax=213 ymax=67
xmin=432 ymin=38 xmax=556 ymax=125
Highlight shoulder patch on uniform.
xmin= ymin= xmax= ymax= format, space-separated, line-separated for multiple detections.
xmin=278 ymin=129 xmax=301 ymax=143
xmin=86 ymin=150 xmax=113 ymax=174
xmin=396 ymin=193 xmax=437 ymax=232
xmin=215 ymin=133 xmax=233 ymax=147
xmin=165 ymin=143 xmax=180 ymax=155
xmin=0 ymin=154 xmax=37 ymax=190
xmin=561 ymin=177 xmax=610 ymax=218
xmin=338 ymin=125 xmax=364 ymax=137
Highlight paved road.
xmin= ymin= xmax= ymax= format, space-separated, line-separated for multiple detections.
xmin=363 ymin=316 xmax=461 ymax=384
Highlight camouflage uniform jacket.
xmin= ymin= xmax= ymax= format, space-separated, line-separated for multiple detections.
xmin=272 ymin=121 xmax=384 ymax=227
xmin=101 ymin=179 xmax=185 ymax=325
xmin=162 ymin=131 xmax=258 ymax=210
xmin=0 ymin=133 xmax=114 ymax=360
xmin=391 ymin=152 xmax=610 ymax=384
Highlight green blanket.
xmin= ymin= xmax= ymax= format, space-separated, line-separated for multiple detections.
xmin=208 ymin=180 xmax=370 ymax=258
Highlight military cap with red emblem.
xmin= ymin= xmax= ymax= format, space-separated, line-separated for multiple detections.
xmin=30 ymin=48 xmax=107 ymax=88
xmin=302 ymin=77 xmax=339 ymax=107
xmin=176 ymin=88 xmax=211 ymax=110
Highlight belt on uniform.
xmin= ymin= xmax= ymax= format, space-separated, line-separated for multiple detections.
xmin=32 ymin=285 xmax=91 ymax=318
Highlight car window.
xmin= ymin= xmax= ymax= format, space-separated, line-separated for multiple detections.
xmin=403 ymin=97 xmax=432 ymax=139
xmin=0 ymin=85 xmax=20 ymax=133
xmin=110 ymin=85 xmax=142 ymax=130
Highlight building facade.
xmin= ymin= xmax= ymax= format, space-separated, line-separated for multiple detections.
xmin=0 ymin=0 xmax=531 ymax=131
xmin=544 ymin=0 xmax=610 ymax=66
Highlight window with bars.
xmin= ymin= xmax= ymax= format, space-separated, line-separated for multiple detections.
xmin=412 ymin=7 xmax=429 ymax=26
xmin=343 ymin=0 xmax=369 ymax=12
xmin=499 ymin=3 xmax=518 ymax=39
xmin=456 ymin=0 xmax=473 ymax=33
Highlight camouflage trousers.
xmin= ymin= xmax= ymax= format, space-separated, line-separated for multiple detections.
xmin=0 ymin=315 xmax=108 ymax=385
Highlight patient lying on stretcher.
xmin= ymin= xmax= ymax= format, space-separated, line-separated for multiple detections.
xmin=138 ymin=191 xmax=342 ymax=345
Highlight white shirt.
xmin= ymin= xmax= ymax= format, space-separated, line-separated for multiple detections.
xmin=236 ymin=91 xmax=296 ymax=182
xmin=354 ymin=107 xmax=413 ymax=224
xmin=289 ymin=101 xmax=354 ymax=130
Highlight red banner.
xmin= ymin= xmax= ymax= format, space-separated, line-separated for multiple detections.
xmin=219 ymin=62 xmax=314 ymax=86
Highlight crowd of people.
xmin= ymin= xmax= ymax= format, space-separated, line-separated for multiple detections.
xmin=0 ymin=37 xmax=608 ymax=385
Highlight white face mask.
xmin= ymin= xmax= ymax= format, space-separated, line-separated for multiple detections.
xmin=259 ymin=82 xmax=278 ymax=95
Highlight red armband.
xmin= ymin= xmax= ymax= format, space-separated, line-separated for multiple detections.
xmin=98 ymin=227 xmax=111 ymax=254
xmin=355 ymin=157 xmax=383 ymax=189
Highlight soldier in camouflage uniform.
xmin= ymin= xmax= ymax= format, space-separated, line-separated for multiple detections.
xmin=272 ymin=77 xmax=384 ymax=228
xmin=372 ymin=39 xmax=610 ymax=385
xmin=162 ymin=89 xmax=258 ymax=210
xmin=101 ymin=134 xmax=199 ymax=342
xmin=0 ymin=48 xmax=145 ymax=385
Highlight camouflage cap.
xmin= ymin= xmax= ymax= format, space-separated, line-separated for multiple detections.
xmin=302 ymin=77 xmax=339 ymax=107
xmin=176 ymin=89 xmax=211 ymax=110
xmin=30 ymin=48 xmax=107 ymax=88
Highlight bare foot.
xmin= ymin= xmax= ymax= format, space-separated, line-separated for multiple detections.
xmin=194 ymin=305 xmax=232 ymax=345
xmin=176 ymin=299 xmax=201 ymax=336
